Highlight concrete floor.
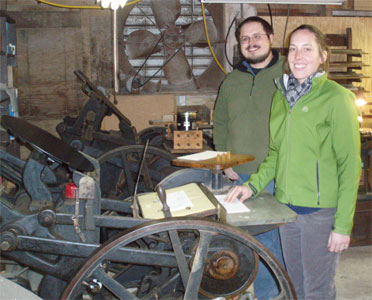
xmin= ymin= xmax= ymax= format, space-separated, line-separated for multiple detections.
xmin=336 ymin=245 xmax=372 ymax=300
xmin=243 ymin=245 xmax=372 ymax=300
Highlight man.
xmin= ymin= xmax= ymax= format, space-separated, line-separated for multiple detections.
xmin=213 ymin=16 xmax=285 ymax=300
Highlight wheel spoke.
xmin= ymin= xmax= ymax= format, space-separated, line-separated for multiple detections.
xmin=93 ymin=267 xmax=138 ymax=300
xmin=141 ymin=162 xmax=154 ymax=190
xmin=183 ymin=230 xmax=212 ymax=300
xmin=120 ymin=153 xmax=135 ymax=195
xmin=168 ymin=229 xmax=190 ymax=289
xmin=141 ymin=272 xmax=181 ymax=300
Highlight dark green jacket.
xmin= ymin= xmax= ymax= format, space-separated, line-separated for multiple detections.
xmin=213 ymin=52 xmax=285 ymax=174
xmin=246 ymin=73 xmax=361 ymax=235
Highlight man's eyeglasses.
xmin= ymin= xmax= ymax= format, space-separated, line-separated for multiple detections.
xmin=240 ymin=33 xmax=267 ymax=44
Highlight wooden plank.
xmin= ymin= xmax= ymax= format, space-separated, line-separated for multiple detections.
xmin=330 ymin=62 xmax=369 ymax=67
xmin=328 ymin=72 xmax=369 ymax=80
xmin=16 ymin=29 xmax=30 ymax=85
xmin=326 ymin=34 xmax=347 ymax=47
xmin=88 ymin=14 xmax=113 ymax=88
xmin=25 ymin=27 xmax=82 ymax=83
xmin=354 ymin=0 xmax=372 ymax=10
xmin=65 ymin=30 xmax=84 ymax=79
xmin=173 ymin=153 xmax=254 ymax=171
xmin=18 ymin=81 xmax=84 ymax=117
xmin=331 ymin=49 xmax=367 ymax=56
xmin=255 ymin=4 xmax=323 ymax=16
xmin=16 ymin=26 xmax=84 ymax=117
xmin=6 ymin=11 xmax=81 ymax=28
xmin=5 ymin=0 xmax=97 ymax=12
xmin=101 ymin=94 xmax=176 ymax=132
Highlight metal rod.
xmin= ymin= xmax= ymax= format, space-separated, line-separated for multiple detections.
xmin=113 ymin=9 xmax=119 ymax=104
xmin=132 ymin=139 xmax=150 ymax=217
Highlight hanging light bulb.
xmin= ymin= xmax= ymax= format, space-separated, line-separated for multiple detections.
xmin=110 ymin=0 xmax=120 ymax=10
xmin=101 ymin=0 xmax=110 ymax=8
xmin=97 ymin=0 xmax=127 ymax=10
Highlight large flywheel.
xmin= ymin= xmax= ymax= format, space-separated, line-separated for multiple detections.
xmin=97 ymin=145 xmax=181 ymax=199
xmin=61 ymin=218 xmax=296 ymax=300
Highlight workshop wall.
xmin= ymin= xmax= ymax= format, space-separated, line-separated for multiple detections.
xmin=3 ymin=1 xmax=372 ymax=128
xmin=102 ymin=94 xmax=177 ymax=132
xmin=6 ymin=0 xmax=113 ymax=119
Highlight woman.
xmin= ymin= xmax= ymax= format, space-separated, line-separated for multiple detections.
xmin=225 ymin=25 xmax=361 ymax=300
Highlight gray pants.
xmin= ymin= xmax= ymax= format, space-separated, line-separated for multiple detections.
xmin=279 ymin=208 xmax=340 ymax=300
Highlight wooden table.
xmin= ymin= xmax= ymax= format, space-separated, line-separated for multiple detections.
xmin=172 ymin=153 xmax=254 ymax=190
xmin=173 ymin=153 xmax=254 ymax=170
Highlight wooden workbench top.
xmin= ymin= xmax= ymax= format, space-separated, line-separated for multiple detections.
xmin=172 ymin=152 xmax=255 ymax=171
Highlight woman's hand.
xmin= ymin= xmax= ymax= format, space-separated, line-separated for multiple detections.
xmin=225 ymin=186 xmax=253 ymax=203
xmin=328 ymin=231 xmax=350 ymax=253
xmin=223 ymin=167 xmax=240 ymax=181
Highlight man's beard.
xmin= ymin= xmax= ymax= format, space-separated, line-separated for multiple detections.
xmin=244 ymin=46 xmax=272 ymax=65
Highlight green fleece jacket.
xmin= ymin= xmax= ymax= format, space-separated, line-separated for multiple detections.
xmin=246 ymin=73 xmax=361 ymax=235
xmin=213 ymin=52 xmax=285 ymax=174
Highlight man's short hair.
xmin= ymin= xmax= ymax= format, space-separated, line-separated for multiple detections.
xmin=235 ymin=16 xmax=273 ymax=42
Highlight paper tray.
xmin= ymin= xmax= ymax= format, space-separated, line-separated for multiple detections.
xmin=138 ymin=183 xmax=217 ymax=219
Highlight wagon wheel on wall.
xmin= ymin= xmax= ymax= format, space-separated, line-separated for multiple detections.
xmin=97 ymin=145 xmax=181 ymax=199
xmin=61 ymin=218 xmax=296 ymax=300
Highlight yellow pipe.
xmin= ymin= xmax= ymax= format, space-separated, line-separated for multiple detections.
xmin=37 ymin=0 xmax=142 ymax=9
xmin=201 ymin=3 xmax=228 ymax=75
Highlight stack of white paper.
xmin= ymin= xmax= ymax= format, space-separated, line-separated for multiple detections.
xmin=214 ymin=194 xmax=250 ymax=214
xmin=177 ymin=150 xmax=227 ymax=161
xmin=165 ymin=190 xmax=194 ymax=212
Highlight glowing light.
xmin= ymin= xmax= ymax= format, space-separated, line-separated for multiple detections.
xmin=358 ymin=115 xmax=363 ymax=123
xmin=97 ymin=0 xmax=127 ymax=10
xmin=111 ymin=0 xmax=120 ymax=10
xmin=356 ymin=98 xmax=367 ymax=107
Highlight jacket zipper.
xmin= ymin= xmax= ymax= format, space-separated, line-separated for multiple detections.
xmin=250 ymin=76 xmax=255 ymax=96
xmin=316 ymin=160 xmax=320 ymax=205
xmin=285 ymin=108 xmax=292 ymax=204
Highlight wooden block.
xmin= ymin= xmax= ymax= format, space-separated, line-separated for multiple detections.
xmin=7 ymin=66 xmax=13 ymax=88
xmin=173 ymin=130 xmax=203 ymax=149
xmin=354 ymin=0 xmax=372 ymax=10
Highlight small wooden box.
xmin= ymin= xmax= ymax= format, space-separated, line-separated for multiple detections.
xmin=173 ymin=130 xmax=203 ymax=149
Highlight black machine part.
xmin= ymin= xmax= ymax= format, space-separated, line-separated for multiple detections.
xmin=1 ymin=116 xmax=94 ymax=172
xmin=0 ymin=114 xmax=296 ymax=300
xmin=56 ymin=70 xmax=137 ymax=155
